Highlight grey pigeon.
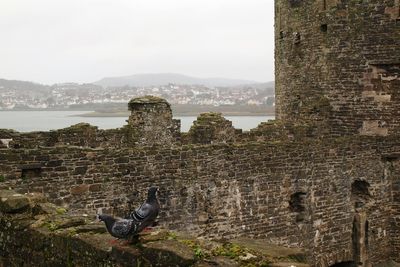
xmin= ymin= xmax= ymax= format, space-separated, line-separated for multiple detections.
xmin=126 ymin=186 xmax=160 ymax=232
xmin=98 ymin=214 xmax=138 ymax=240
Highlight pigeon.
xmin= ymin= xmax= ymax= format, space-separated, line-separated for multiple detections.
xmin=126 ymin=186 xmax=160 ymax=232
xmin=98 ymin=214 xmax=138 ymax=241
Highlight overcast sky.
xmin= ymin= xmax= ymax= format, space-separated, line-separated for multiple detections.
xmin=0 ymin=0 xmax=274 ymax=85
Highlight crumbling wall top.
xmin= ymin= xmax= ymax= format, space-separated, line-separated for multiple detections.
xmin=186 ymin=112 xmax=237 ymax=144
xmin=128 ymin=95 xmax=170 ymax=111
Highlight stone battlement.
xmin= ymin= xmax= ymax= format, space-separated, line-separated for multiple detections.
xmin=1 ymin=0 xmax=400 ymax=266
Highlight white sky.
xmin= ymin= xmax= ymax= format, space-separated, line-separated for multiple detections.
xmin=0 ymin=0 xmax=275 ymax=84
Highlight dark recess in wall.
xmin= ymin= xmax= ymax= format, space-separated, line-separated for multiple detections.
xmin=289 ymin=192 xmax=306 ymax=212
xmin=329 ymin=261 xmax=356 ymax=267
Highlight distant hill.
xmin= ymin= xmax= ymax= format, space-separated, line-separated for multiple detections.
xmin=224 ymin=81 xmax=275 ymax=95
xmin=0 ymin=79 xmax=48 ymax=91
xmin=94 ymin=73 xmax=262 ymax=88
xmin=242 ymin=81 xmax=274 ymax=89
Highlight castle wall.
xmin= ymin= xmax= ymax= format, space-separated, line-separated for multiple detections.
xmin=127 ymin=96 xmax=181 ymax=146
xmin=3 ymin=114 xmax=325 ymax=149
xmin=388 ymin=158 xmax=400 ymax=262
xmin=7 ymin=124 xmax=125 ymax=149
xmin=1 ymin=136 xmax=399 ymax=265
xmin=1 ymin=1 xmax=399 ymax=266
xmin=275 ymin=0 xmax=400 ymax=136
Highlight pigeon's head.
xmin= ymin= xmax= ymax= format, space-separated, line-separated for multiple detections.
xmin=97 ymin=214 xmax=113 ymax=222
xmin=147 ymin=186 xmax=159 ymax=199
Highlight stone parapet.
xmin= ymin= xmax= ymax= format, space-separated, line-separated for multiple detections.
xmin=0 ymin=189 xmax=309 ymax=267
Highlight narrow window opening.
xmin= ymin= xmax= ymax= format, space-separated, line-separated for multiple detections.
xmin=320 ymin=24 xmax=328 ymax=33
xmin=323 ymin=0 xmax=327 ymax=10
xmin=351 ymin=180 xmax=371 ymax=209
xmin=351 ymin=180 xmax=371 ymax=202
xmin=329 ymin=261 xmax=356 ymax=267
xmin=289 ymin=192 xmax=307 ymax=222
xmin=280 ymin=31 xmax=284 ymax=39
xmin=289 ymin=0 xmax=303 ymax=8
xmin=20 ymin=164 xmax=43 ymax=179
xmin=289 ymin=192 xmax=306 ymax=212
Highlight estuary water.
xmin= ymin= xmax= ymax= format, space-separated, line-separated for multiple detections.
xmin=0 ymin=111 xmax=274 ymax=132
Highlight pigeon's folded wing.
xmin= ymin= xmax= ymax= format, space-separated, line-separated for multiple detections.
xmin=112 ymin=220 xmax=136 ymax=237
xmin=132 ymin=203 xmax=152 ymax=220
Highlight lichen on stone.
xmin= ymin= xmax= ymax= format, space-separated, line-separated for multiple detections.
xmin=128 ymin=95 xmax=170 ymax=110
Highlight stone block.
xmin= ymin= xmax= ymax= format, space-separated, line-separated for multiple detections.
xmin=74 ymin=166 xmax=87 ymax=175
xmin=359 ymin=121 xmax=389 ymax=136
xmin=142 ymin=239 xmax=196 ymax=266
xmin=0 ymin=190 xmax=30 ymax=213
xmin=89 ymin=184 xmax=102 ymax=192
xmin=70 ymin=184 xmax=89 ymax=195
xmin=46 ymin=160 xmax=63 ymax=167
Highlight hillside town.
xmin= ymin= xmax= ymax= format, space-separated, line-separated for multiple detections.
xmin=0 ymin=80 xmax=275 ymax=110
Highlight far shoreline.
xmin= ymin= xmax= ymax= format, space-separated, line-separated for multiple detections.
xmin=74 ymin=111 xmax=275 ymax=117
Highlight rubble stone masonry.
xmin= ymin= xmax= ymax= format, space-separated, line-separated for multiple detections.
xmin=1 ymin=0 xmax=400 ymax=266
xmin=275 ymin=0 xmax=400 ymax=136
xmin=1 ymin=135 xmax=400 ymax=265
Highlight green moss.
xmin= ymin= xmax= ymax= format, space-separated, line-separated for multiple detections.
xmin=56 ymin=208 xmax=67 ymax=215
xmin=212 ymin=243 xmax=247 ymax=260
xmin=166 ymin=231 xmax=177 ymax=240
xmin=194 ymin=247 xmax=204 ymax=260
xmin=128 ymin=95 xmax=170 ymax=110
xmin=179 ymin=239 xmax=206 ymax=260
xmin=179 ymin=239 xmax=196 ymax=247
xmin=67 ymin=123 xmax=92 ymax=129
xmin=67 ymin=228 xmax=77 ymax=237
xmin=43 ymin=221 xmax=59 ymax=232
xmin=129 ymin=95 xmax=167 ymax=104
xmin=212 ymin=243 xmax=275 ymax=266
xmin=0 ymin=175 xmax=5 ymax=182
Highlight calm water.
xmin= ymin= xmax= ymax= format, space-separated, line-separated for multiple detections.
xmin=0 ymin=111 xmax=274 ymax=132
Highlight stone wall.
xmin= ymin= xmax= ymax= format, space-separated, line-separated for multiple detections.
xmin=4 ymin=96 xmax=182 ymax=149
xmin=5 ymin=124 xmax=127 ymax=149
xmin=1 ymin=136 xmax=400 ymax=265
xmin=387 ymin=158 xmax=400 ymax=262
xmin=3 ymin=112 xmax=325 ymax=149
xmin=272 ymin=1 xmax=400 ymax=263
xmin=126 ymin=96 xmax=181 ymax=146
xmin=0 ymin=189 xmax=310 ymax=267
xmin=0 ymin=2 xmax=399 ymax=267
xmin=185 ymin=113 xmax=238 ymax=144
xmin=0 ymin=190 xmax=199 ymax=267
xmin=275 ymin=0 xmax=400 ymax=136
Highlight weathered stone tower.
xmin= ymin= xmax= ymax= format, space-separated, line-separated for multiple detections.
xmin=275 ymin=0 xmax=400 ymax=136
xmin=126 ymin=95 xmax=180 ymax=145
